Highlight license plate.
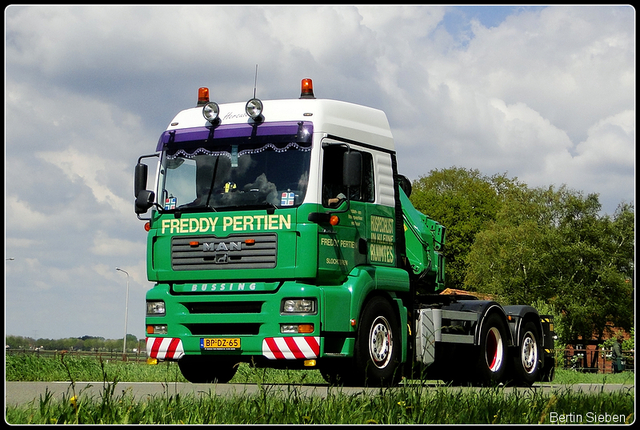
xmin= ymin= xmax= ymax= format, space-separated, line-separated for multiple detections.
xmin=200 ymin=338 xmax=241 ymax=350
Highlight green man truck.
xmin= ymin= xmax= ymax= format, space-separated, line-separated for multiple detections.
xmin=134 ymin=79 xmax=555 ymax=386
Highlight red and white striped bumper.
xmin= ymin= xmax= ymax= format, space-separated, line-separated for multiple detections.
xmin=262 ymin=336 xmax=320 ymax=360
xmin=146 ymin=337 xmax=185 ymax=360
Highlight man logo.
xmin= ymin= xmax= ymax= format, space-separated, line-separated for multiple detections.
xmin=203 ymin=241 xmax=242 ymax=264
xmin=202 ymin=241 xmax=242 ymax=252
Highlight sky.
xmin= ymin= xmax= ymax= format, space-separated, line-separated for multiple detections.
xmin=4 ymin=5 xmax=635 ymax=341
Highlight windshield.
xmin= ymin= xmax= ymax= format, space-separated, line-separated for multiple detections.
xmin=159 ymin=122 xmax=312 ymax=211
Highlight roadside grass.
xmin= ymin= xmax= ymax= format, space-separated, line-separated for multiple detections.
xmin=5 ymin=354 xmax=635 ymax=424
xmin=5 ymin=353 xmax=635 ymax=385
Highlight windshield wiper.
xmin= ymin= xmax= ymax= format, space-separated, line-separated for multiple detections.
xmin=204 ymin=156 xmax=220 ymax=209
xmin=175 ymin=204 xmax=218 ymax=213
xmin=218 ymin=202 xmax=279 ymax=213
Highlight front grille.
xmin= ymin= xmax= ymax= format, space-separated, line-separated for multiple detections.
xmin=185 ymin=301 xmax=264 ymax=314
xmin=172 ymin=234 xmax=277 ymax=270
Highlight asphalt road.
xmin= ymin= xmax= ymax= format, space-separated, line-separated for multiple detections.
xmin=4 ymin=381 xmax=634 ymax=406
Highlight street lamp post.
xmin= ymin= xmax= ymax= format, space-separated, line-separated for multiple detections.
xmin=115 ymin=267 xmax=130 ymax=361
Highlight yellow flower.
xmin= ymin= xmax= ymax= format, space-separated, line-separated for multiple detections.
xmin=70 ymin=395 xmax=78 ymax=413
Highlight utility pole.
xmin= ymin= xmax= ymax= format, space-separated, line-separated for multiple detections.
xmin=115 ymin=267 xmax=130 ymax=361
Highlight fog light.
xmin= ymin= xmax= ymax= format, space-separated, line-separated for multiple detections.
xmin=280 ymin=323 xmax=315 ymax=334
xmin=281 ymin=324 xmax=298 ymax=334
xmin=147 ymin=324 xmax=168 ymax=334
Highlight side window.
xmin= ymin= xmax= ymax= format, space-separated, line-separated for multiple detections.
xmin=322 ymin=145 xmax=374 ymax=207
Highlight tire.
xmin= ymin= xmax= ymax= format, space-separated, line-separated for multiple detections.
xmin=474 ymin=313 xmax=508 ymax=386
xmin=319 ymin=362 xmax=357 ymax=386
xmin=353 ymin=296 xmax=402 ymax=387
xmin=178 ymin=355 xmax=238 ymax=383
xmin=511 ymin=321 xmax=541 ymax=386
xmin=318 ymin=359 xmax=359 ymax=387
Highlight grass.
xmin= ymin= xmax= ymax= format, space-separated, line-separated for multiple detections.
xmin=4 ymin=353 xmax=636 ymax=424
xmin=5 ymin=352 xmax=634 ymax=385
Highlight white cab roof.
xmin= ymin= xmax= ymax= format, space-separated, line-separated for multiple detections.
xmin=166 ymin=98 xmax=395 ymax=152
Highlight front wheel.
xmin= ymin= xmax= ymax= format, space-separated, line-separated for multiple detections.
xmin=178 ymin=355 xmax=238 ymax=383
xmin=475 ymin=313 xmax=508 ymax=386
xmin=353 ymin=296 xmax=402 ymax=387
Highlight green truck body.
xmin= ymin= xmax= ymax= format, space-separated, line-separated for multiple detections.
xmin=134 ymin=79 xmax=554 ymax=386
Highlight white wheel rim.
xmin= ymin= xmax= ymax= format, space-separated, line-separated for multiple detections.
xmin=521 ymin=331 xmax=538 ymax=373
xmin=369 ymin=316 xmax=393 ymax=368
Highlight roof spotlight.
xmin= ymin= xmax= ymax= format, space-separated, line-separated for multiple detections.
xmin=202 ymin=101 xmax=220 ymax=123
xmin=245 ymin=98 xmax=264 ymax=120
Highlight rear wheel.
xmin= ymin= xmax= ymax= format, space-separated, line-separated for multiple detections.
xmin=511 ymin=322 xmax=541 ymax=386
xmin=178 ymin=355 xmax=238 ymax=383
xmin=475 ymin=313 xmax=508 ymax=386
xmin=353 ymin=296 xmax=402 ymax=387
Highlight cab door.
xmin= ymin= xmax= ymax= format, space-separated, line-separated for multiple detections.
xmin=316 ymin=142 xmax=373 ymax=284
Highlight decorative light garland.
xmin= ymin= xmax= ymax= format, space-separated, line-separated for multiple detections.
xmin=167 ymin=141 xmax=311 ymax=160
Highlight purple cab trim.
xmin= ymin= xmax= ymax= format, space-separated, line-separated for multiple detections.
xmin=156 ymin=121 xmax=312 ymax=151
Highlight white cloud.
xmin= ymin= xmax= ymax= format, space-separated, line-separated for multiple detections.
xmin=91 ymin=230 xmax=144 ymax=257
xmin=4 ymin=5 xmax=634 ymax=339
xmin=575 ymin=109 xmax=635 ymax=169
xmin=5 ymin=196 xmax=49 ymax=230
xmin=36 ymin=147 xmax=131 ymax=217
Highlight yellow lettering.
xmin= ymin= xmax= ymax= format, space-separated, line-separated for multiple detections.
xmin=370 ymin=244 xmax=395 ymax=264
xmin=279 ymin=214 xmax=291 ymax=229
xmin=161 ymin=213 xmax=291 ymax=234
xmin=268 ymin=214 xmax=279 ymax=230
xmin=199 ymin=217 xmax=210 ymax=233
xmin=371 ymin=216 xmax=394 ymax=234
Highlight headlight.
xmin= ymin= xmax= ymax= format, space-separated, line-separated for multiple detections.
xmin=147 ymin=301 xmax=165 ymax=316
xmin=282 ymin=298 xmax=316 ymax=315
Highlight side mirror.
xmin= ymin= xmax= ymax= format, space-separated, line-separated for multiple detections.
xmin=135 ymin=190 xmax=155 ymax=214
xmin=343 ymin=151 xmax=362 ymax=188
xmin=398 ymin=174 xmax=412 ymax=197
xmin=134 ymin=163 xmax=148 ymax=198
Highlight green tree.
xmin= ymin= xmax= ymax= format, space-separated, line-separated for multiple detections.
xmin=550 ymin=199 xmax=634 ymax=342
xmin=466 ymin=184 xmax=634 ymax=343
xmin=5 ymin=335 xmax=34 ymax=349
xmin=410 ymin=167 xmax=521 ymax=290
